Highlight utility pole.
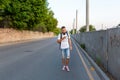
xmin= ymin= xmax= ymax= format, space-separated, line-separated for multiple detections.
xmin=86 ymin=0 xmax=89 ymax=31
xmin=72 ymin=18 xmax=75 ymax=34
xmin=76 ymin=10 xmax=78 ymax=33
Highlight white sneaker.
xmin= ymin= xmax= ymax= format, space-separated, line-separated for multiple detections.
xmin=62 ymin=66 xmax=66 ymax=70
xmin=66 ymin=66 xmax=70 ymax=72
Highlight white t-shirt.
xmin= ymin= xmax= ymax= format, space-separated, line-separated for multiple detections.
xmin=57 ymin=32 xmax=70 ymax=49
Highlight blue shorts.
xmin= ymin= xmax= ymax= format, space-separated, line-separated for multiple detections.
xmin=61 ymin=48 xmax=70 ymax=59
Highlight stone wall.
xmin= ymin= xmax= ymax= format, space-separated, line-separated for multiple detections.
xmin=0 ymin=28 xmax=54 ymax=43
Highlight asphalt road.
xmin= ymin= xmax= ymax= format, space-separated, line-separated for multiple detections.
xmin=0 ymin=38 xmax=101 ymax=80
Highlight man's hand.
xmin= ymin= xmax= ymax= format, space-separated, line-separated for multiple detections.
xmin=60 ymin=36 xmax=66 ymax=42
xmin=62 ymin=36 xmax=66 ymax=40
xmin=70 ymin=46 xmax=72 ymax=50
xmin=57 ymin=36 xmax=66 ymax=44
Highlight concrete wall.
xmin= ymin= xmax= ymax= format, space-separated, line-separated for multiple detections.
xmin=107 ymin=28 xmax=120 ymax=80
xmin=0 ymin=28 xmax=54 ymax=43
xmin=73 ymin=28 xmax=120 ymax=80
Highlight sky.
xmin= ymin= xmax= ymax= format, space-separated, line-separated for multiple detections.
xmin=48 ymin=0 xmax=120 ymax=31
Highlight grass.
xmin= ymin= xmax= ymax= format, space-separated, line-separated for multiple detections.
xmin=80 ymin=44 xmax=86 ymax=50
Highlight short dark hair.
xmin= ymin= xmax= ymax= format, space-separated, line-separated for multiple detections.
xmin=61 ymin=26 xmax=66 ymax=29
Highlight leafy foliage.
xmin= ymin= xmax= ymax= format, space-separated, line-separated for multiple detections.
xmin=79 ymin=25 xmax=96 ymax=32
xmin=0 ymin=0 xmax=58 ymax=33
xmin=52 ymin=27 xmax=60 ymax=35
xmin=70 ymin=29 xmax=77 ymax=34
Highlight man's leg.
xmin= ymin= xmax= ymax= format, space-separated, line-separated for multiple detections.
xmin=65 ymin=48 xmax=70 ymax=71
xmin=62 ymin=58 xmax=65 ymax=65
xmin=65 ymin=58 xmax=69 ymax=66
xmin=65 ymin=58 xmax=70 ymax=71
xmin=62 ymin=49 xmax=66 ymax=70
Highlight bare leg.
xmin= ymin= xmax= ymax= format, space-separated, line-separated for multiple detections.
xmin=65 ymin=58 xmax=70 ymax=71
xmin=62 ymin=58 xmax=65 ymax=65
xmin=65 ymin=58 xmax=69 ymax=66
xmin=62 ymin=58 xmax=66 ymax=70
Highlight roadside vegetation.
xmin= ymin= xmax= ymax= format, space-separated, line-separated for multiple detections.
xmin=0 ymin=0 xmax=60 ymax=35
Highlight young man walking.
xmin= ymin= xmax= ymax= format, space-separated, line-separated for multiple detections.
xmin=57 ymin=26 xmax=72 ymax=72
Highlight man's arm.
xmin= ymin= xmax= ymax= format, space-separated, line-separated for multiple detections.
xmin=67 ymin=32 xmax=72 ymax=50
xmin=68 ymin=38 xmax=72 ymax=50
xmin=68 ymin=38 xmax=72 ymax=46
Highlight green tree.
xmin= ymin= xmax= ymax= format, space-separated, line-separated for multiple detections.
xmin=0 ymin=0 xmax=58 ymax=33
xmin=79 ymin=25 xmax=96 ymax=32
xmin=52 ymin=27 xmax=60 ymax=35
xmin=44 ymin=10 xmax=58 ymax=32
xmin=0 ymin=0 xmax=12 ymax=28
xmin=70 ymin=29 xmax=77 ymax=34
